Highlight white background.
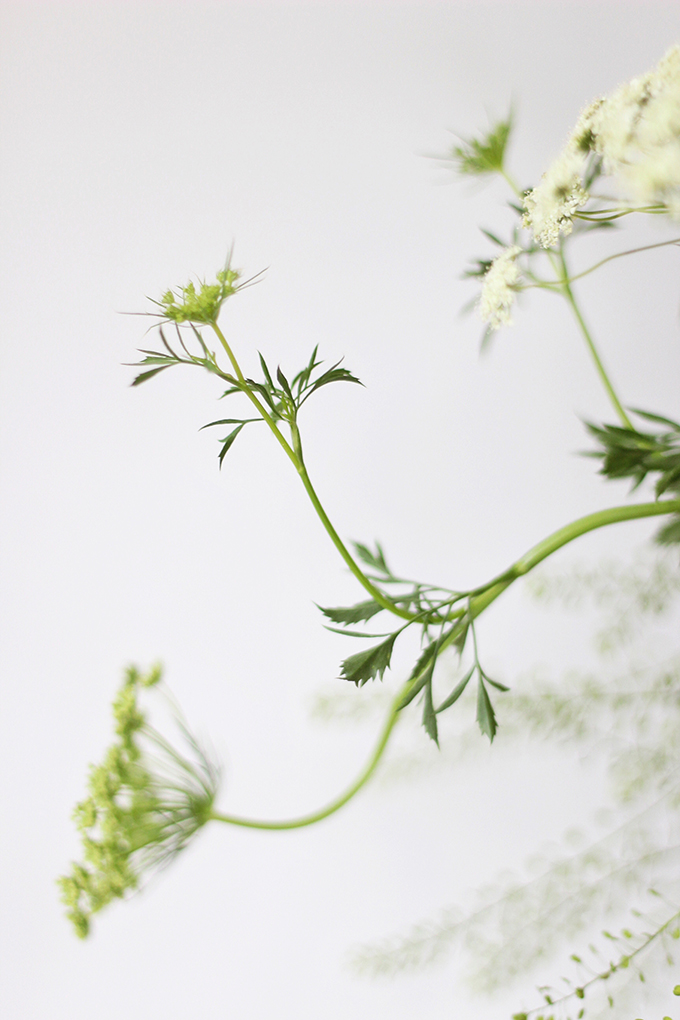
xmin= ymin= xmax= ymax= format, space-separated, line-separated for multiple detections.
xmin=2 ymin=2 xmax=680 ymax=1017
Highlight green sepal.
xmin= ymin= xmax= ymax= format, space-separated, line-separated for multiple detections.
xmin=436 ymin=666 xmax=475 ymax=714
xmin=340 ymin=633 xmax=399 ymax=686
xmin=318 ymin=600 xmax=383 ymax=625
xmin=476 ymin=676 xmax=498 ymax=742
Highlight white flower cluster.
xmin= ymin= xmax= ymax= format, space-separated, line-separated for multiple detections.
xmin=479 ymin=245 xmax=523 ymax=330
xmin=523 ymin=45 xmax=680 ymax=247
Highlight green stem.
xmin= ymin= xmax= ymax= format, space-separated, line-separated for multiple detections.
xmin=463 ymin=499 xmax=680 ymax=625
xmin=209 ymin=679 xmax=407 ymax=830
xmin=210 ymin=322 xmax=299 ymax=468
xmin=557 ymin=248 xmax=634 ymax=429
xmin=209 ymin=498 xmax=680 ymax=832
xmin=210 ymin=322 xmax=410 ymax=620
xmin=295 ymin=462 xmax=412 ymax=620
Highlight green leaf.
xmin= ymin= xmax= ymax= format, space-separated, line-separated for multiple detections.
xmin=217 ymin=423 xmax=246 ymax=468
xmin=629 ymin=408 xmax=680 ymax=431
xmin=291 ymin=345 xmax=321 ymax=395
xmin=318 ymin=600 xmax=383 ymax=625
xmin=452 ymin=620 xmax=469 ymax=656
xmin=258 ymin=352 xmax=275 ymax=391
xmin=476 ymin=676 xmax=498 ymax=742
xmin=449 ymin=114 xmax=513 ymax=177
xmin=323 ymin=627 xmax=393 ymax=638
xmin=200 ymin=417 xmax=259 ymax=431
xmin=131 ymin=365 xmax=174 ymax=387
xmin=483 ymin=673 xmax=510 ymax=692
xmin=479 ymin=228 xmax=506 ymax=247
xmin=340 ymin=633 xmax=399 ymax=686
xmin=655 ymin=514 xmax=680 ymax=545
xmin=398 ymin=642 xmax=440 ymax=709
xmin=422 ymin=678 xmax=439 ymax=746
xmin=436 ymin=666 xmax=474 ymax=714
xmin=305 ymin=362 xmax=363 ymax=398
xmin=276 ymin=366 xmax=293 ymax=399
xmin=353 ymin=541 xmax=391 ymax=576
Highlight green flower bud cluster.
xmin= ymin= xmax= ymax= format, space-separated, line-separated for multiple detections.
xmin=158 ymin=265 xmax=242 ymax=324
xmin=58 ymin=665 xmax=219 ymax=938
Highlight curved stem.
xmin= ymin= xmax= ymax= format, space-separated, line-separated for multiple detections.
xmin=209 ymin=679 xmax=408 ymax=830
xmin=296 ymin=462 xmax=413 ymax=619
xmin=209 ymin=499 xmax=680 ymax=833
xmin=465 ymin=499 xmax=680 ymax=620
xmin=557 ymin=248 xmax=634 ymax=429
xmin=210 ymin=322 xmax=410 ymax=620
xmin=567 ymin=237 xmax=680 ymax=285
xmin=210 ymin=322 xmax=299 ymax=467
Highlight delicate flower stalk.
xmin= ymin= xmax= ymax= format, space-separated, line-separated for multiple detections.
xmin=58 ymin=665 xmax=219 ymax=938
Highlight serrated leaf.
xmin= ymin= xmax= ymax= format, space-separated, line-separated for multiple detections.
xmin=340 ymin=633 xmax=398 ymax=686
xmin=217 ymin=423 xmax=246 ymax=468
xmin=398 ymin=642 xmax=440 ymax=709
xmin=436 ymin=666 xmax=475 ymax=713
xmin=422 ymin=679 xmax=439 ymax=746
xmin=130 ymin=365 xmax=173 ymax=387
xmin=353 ymin=541 xmax=390 ymax=576
xmin=318 ymin=600 xmax=383 ymax=625
xmin=476 ymin=676 xmax=498 ymax=742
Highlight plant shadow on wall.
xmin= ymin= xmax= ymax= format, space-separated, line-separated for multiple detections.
xmin=60 ymin=44 xmax=680 ymax=1020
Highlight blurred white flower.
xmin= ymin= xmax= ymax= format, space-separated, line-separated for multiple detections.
xmin=593 ymin=44 xmax=680 ymax=215
xmin=522 ymin=149 xmax=589 ymax=249
xmin=479 ymin=245 xmax=523 ymax=330
xmin=523 ymin=44 xmax=680 ymax=246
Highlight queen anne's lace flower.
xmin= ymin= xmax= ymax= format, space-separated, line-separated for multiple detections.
xmin=479 ymin=245 xmax=523 ymax=330
xmin=523 ymin=45 xmax=680 ymax=246
xmin=592 ymin=45 xmax=680 ymax=215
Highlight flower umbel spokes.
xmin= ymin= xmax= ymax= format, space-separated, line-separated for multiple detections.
xmin=148 ymin=255 xmax=263 ymax=326
xmin=58 ymin=665 xmax=219 ymax=938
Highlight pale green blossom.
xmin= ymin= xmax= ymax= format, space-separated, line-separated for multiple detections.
xmin=478 ymin=245 xmax=523 ymax=330
xmin=58 ymin=665 xmax=219 ymax=938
